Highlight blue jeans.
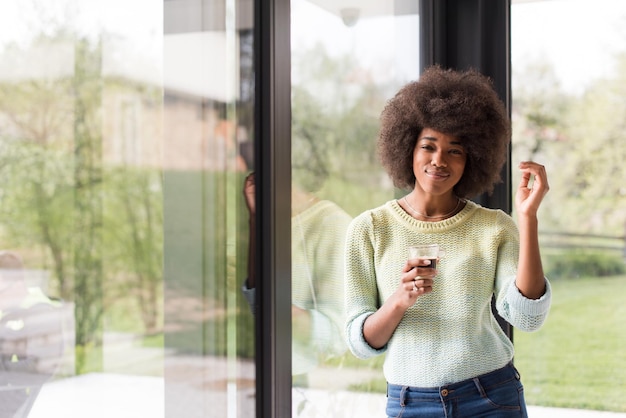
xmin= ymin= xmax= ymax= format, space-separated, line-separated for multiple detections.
xmin=386 ymin=363 xmax=528 ymax=418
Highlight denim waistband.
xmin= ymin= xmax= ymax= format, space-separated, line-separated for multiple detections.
xmin=387 ymin=362 xmax=520 ymax=400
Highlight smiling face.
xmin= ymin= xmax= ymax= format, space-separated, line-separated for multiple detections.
xmin=412 ymin=128 xmax=467 ymax=197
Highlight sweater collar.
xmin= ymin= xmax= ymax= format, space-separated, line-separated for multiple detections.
xmin=390 ymin=198 xmax=478 ymax=230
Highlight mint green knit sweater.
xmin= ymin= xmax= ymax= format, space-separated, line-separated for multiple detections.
xmin=344 ymin=199 xmax=551 ymax=387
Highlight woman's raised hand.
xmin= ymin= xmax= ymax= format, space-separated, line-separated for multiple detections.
xmin=516 ymin=161 xmax=549 ymax=217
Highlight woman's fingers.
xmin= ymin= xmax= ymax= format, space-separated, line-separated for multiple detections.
xmin=401 ymin=267 xmax=434 ymax=295
xmin=516 ymin=161 xmax=549 ymax=215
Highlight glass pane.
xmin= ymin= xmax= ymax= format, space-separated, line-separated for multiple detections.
xmin=163 ymin=0 xmax=255 ymax=417
xmin=290 ymin=1 xmax=419 ymax=416
xmin=512 ymin=0 xmax=626 ymax=415
xmin=0 ymin=1 xmax=254 ymax=417
xmin=0 ymin=1 xmax=165 ymax=416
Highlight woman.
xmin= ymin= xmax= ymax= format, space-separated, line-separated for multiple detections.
xmin=344 ymin=66 xmax=551 ymax=417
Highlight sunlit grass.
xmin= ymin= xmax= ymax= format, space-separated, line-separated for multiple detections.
xmin=515 ymin=275 xmax=626 ymax=412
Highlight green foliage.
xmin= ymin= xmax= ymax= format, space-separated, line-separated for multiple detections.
xmin=543 ymin=250 xmax=626 ymax=280
xmin=103 ymin=166 xmax=163 ymax=333
xmin=72 ymin=38 xmax=104 ymax=365
xmin=74 ymin=342 xmax=104 ymax=375
xmin=317 ymin=175 xmax=392 ymax=218
xmin=0 ymin=36 xmax=167 ymax=372
xmin=513 ymin=55 xmax=626 ymax=236
xmin=291 ymin=41 xmax=394 ymax=206
xmin=141 ymin=333 xmax=164 ymax=348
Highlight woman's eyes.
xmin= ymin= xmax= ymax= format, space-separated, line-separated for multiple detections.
xmin=419 ymin=145 xmax=464 ymax=155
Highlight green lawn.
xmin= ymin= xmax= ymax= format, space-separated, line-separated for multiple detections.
xmin=514 ymin=275 xmax=626 ymax=412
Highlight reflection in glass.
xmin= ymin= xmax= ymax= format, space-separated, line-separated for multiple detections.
xmin=163 ymin=1 xmax=255 ymax=417
xmin=290 ymin=1 xmax=419 ymax=416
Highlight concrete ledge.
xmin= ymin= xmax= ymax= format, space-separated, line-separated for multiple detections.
xmin=29 ymin=373 xmax=626 ymax=418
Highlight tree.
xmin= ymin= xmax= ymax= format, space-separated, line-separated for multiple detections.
xmin=512 ymin=55 xmax=626 ymax=239
xmin=291 ymin=42 xmax=393 ymax=214
xmin=0 ymin=34 xmax=165 ymax=373
xmin=555 ymin=53 xmax=626 ymax=233
xmin=71 ymin=37 xmax=104 ymax=372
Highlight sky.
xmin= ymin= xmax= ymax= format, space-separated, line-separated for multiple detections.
xmin=1 ymin=0 xmax=626 ymax=95
xmin=0 ymin=0 xmax=161 ymax=56
xmin=511 ymin=0 xmax=626 ymax=93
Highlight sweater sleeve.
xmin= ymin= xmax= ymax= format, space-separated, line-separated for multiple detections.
xmin=305 ymin=208 xmax=351 ymax=358
xmin=344 ymin=212 xmax=387 ymax=359
xmin=493 ymin=211 xmax=552 ymax=332
xmin=499 ymin=278 xmax=552 ymax=332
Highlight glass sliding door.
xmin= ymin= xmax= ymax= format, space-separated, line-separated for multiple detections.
xmin=511 ymin=0 xmax=626 ymax=414
xmin=163 ymin=0 xmax=255 ymax=417
xmin=289 ymin=1 xmax=419 ymax=416
xmin=0 ymin=0 xmax=256 ymax=416
xmin=0 ymin=0 xmax=166 ymax=416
